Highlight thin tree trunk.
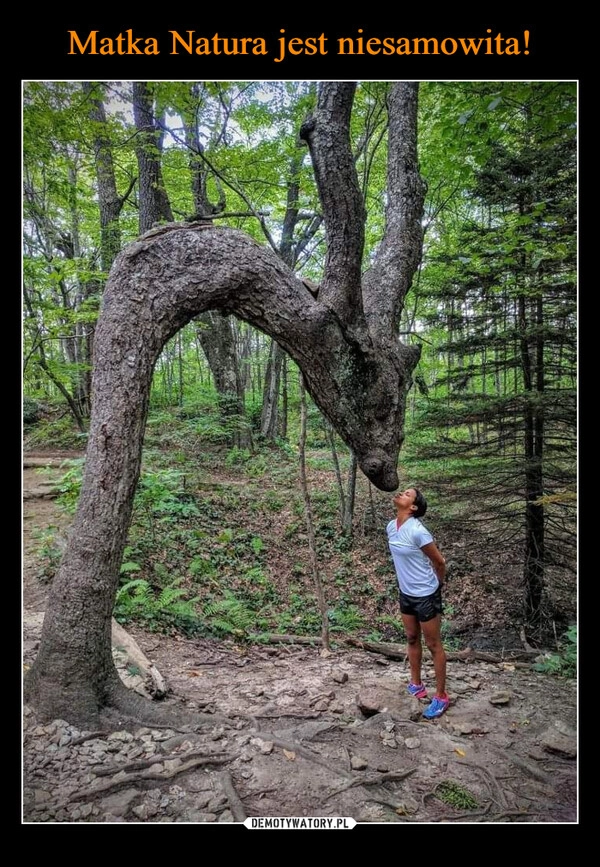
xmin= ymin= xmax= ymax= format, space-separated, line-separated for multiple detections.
xmin=342 ymin=453 xmax=358 ymax=538
xmin=299 ymin=375 xmax=330 ymax=652
xmin=260 ymin=340 xmax=284 ymax=440
xmin=281 ymin=355 xmax=288 ymax=439
xmin=327 ymin=424 xmax=346 ymax=523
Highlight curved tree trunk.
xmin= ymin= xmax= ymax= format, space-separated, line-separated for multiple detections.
xmin=25 ymin=82 xmax=425 ymax=727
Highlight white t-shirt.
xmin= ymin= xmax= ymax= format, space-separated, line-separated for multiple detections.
xmin=386 ymin=516 xmax=439 ymax=597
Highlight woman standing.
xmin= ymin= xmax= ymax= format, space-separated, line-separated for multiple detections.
xmin=386 ymin=487 xmax=449 ymax=719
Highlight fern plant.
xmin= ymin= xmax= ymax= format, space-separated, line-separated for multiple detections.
xmin=114 ymin=576 xmax=201 ymax=633
xmin=534 ymin=624 xmax=577 ymax=678
xmin=203 ymin=591 xmax=257 ymax=638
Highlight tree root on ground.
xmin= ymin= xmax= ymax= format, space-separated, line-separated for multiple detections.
xmin=219 ymin=770 xmax=248 ymax=822
xmin=31 ymin=754 xmax=235 ymax=812
xmin=68 ymin=731 xmax=110 ymax=746
xmin=251 ymin=730 xmax=354 ymax=780
xmin=489 ymin=746 xmax=553 ymax=785
xmin=456 ymin=759 xmax=509 ymax=809
xmin=325 ymin=768 xmax=417 ymax=799
xmin=92 ymin=750 xmax=229 ymax=778
xmin=98 ymin=681 xmax=237 ymax=732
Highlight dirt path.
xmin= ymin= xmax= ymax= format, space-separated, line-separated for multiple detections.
xmin=22 ymin=454 xmax=578 ymax=824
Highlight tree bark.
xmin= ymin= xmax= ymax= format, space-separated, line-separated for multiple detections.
xmin=82 ymin=82 xmax=124 ymax=273
xmin=196 ymin=311 xmax=250 ymax=449
xmin=133 ymin=82 xmax=173 ymax=234
xmin=260 ymin=340 xmax=284 ymax=440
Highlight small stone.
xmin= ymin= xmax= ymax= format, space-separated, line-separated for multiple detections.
xmin=313 ymin=699 xmax=330 ymax=711
xmin=100 ymin=788 xmax=140 ymax=816
xmin=218 ymin=809 xmax=234 ymax=822
xmin=163 ymin=759 xmax=181 ymax=773
xmin=351 ymin=755 xmax=368 ymax=770
xmin=112 ymin=770 xmax=131 ymax=782
xmin=332 ymin=670 xmax=349 ymax=684
xmin=330 ymin=702 xmax=345 ymax=714
xmin=355 ymin=689 xmax=384 ymax=717
xmin=108 ymin=731 xmax=134 ymax=742
xmin=404 ymin=737 xmax=421 ymax=750
xmin=132 ymin=804 xmax=150 ymax=820
xmin=452 ymin=682 xmax=470 ymax=694
xmin=127 ymin=747 xmax=144 ymax=759
xmin=489 ymin=691 xmax=512 ymax=706
xmin=540 ymin=720 xmax=577 ymax=758
xmin=452 ymin=721 xmax=489 ymax=736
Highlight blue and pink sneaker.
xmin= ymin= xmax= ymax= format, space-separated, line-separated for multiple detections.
xmin=407 ymin=682 xmax=428 ymax=699
xmin=423 ymin=694 xmax=449 ymax=719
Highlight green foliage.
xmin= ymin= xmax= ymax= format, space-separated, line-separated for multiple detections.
xmin=54 ymin=460 xmax=85 ymax=513
xmin=203 ymin=591 xmax=256 ymax=639
xmin=136 ymin=469 xmax=200 ymax=519
xmin=328 ymin=604 xmax=365 ymax=634
xmin=23 ymin=397 xmax=42 ymax=425
xmin=33 ymin=527 xmax=62 ymax=583
xmin=25 ymin=416 xmax=86 ymax=451
xmin=274 ymin=589 xmax=322 ymax=635
xmin=434 ymin=780 xmax=479 ymax=810
xmin=533 ymin=625 xmax=577 ymax=678
xmin=114 ymin=576 xmax=201 ymax=633
xmin=225 ymin=447 xmax=252 ymax=467
xmin=378 ymin=614 xmax=406 ymax=637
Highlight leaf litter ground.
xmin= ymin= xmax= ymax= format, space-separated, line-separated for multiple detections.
xmin=22 ymin=454 xmax=577 ymax=824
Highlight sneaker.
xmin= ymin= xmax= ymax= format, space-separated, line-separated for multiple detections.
xmin=423 ymin=694 xmax=449 ymax=719
xmin=407 ymin=682 xmax=428 ymax=699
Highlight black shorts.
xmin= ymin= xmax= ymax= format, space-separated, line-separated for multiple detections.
xmin=398 ymin=587 xmax=443 ymax=623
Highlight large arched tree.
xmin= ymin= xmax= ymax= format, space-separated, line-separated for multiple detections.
xmin=24 ymin=82 xmax=426 ymax=726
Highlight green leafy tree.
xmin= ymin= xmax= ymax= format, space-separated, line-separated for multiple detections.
xmin=411 ymin=82 xmax=576 ymax=637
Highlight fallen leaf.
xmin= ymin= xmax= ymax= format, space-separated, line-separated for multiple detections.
xmin=454 ymin=748 xmax=466 ymax=757
xmin=283 ymin=749 xmax=296 ymax=761
xmin=187 ymin=671 xmax=202 ymax=677
xmin=395 ymin=805 xmax=408 ymax=815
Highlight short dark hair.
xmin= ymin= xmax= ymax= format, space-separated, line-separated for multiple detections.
xmin=412 ymin=488 xmax=428 ymax=518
